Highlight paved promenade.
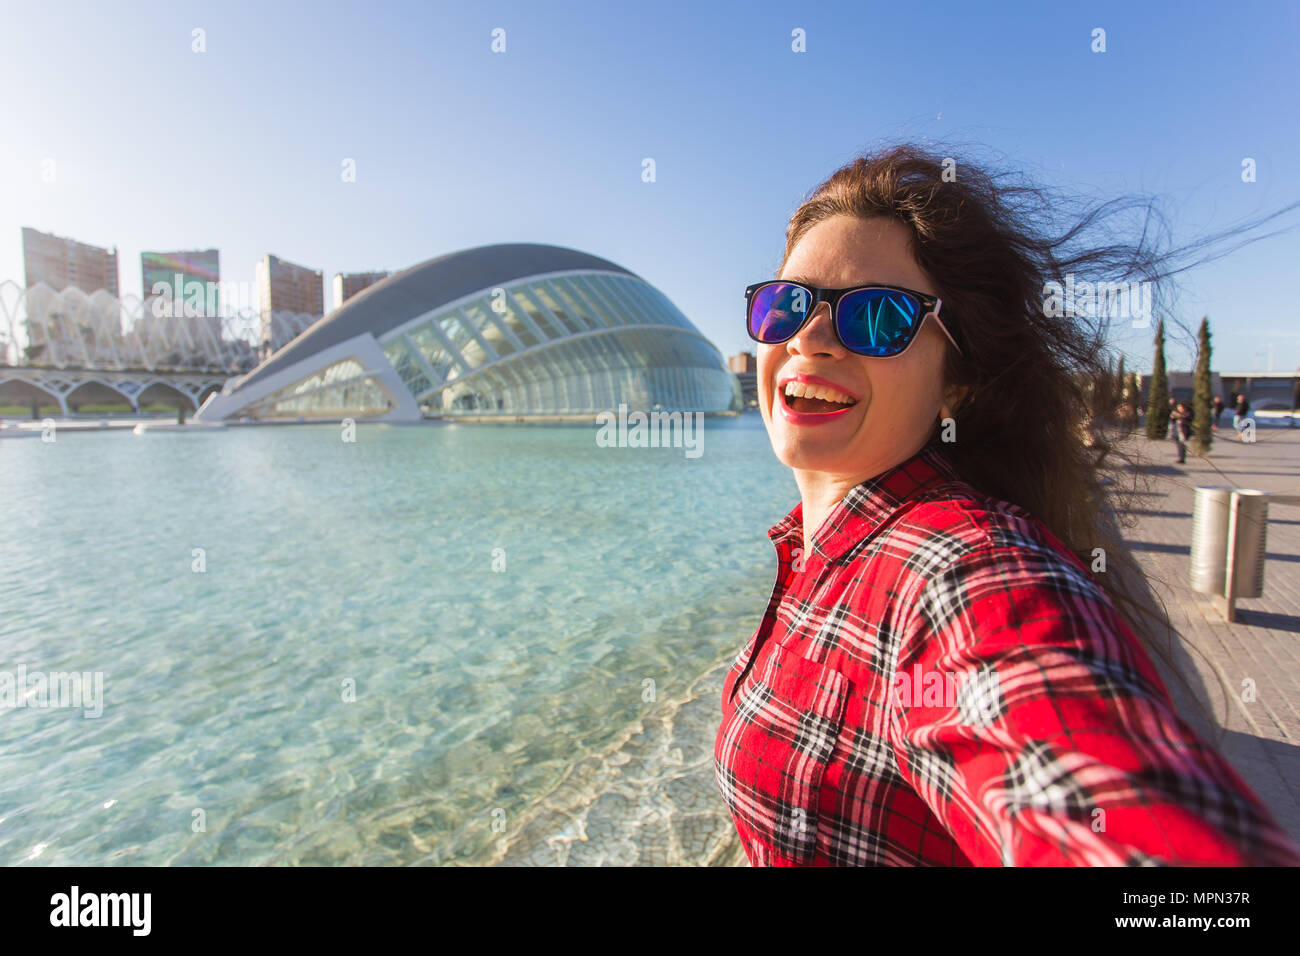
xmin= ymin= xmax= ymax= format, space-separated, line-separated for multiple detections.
xmin=1114 ymin=424 xmax=1300 ymax=843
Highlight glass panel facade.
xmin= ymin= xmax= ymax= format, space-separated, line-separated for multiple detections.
xmin=591 ymin=274 xmax=655 ymax=327
xmin=382 ymin=337 xmax=434 ymax=396
xmin=506 ymin=286 xmax=564 ymax=340
xmin=441 ymin=310 xmax=490 ymax=370
xmin=428 ymin=319 xmax=738 ymax=416
xmin=176 ymin=260 xmax=746 ymax=421
xmin=243 ymin=357 xmax=394 ymax=419
xmin=405 ymin=320 xmax=465 ymax=383
xmin=251 ymin=272 xmax=745 ymax=420
xmin=463 ymin=300 xmax=518 ymax=359
xmin=485 ymin=292 xmax=542 ymax=349
xmin=620 ymin=277 xmax=690 ymax=330
xmin=528 ymin=281 xmax=585 ymax=334
xmin=569 ymin=274 xmax=628 ymax=326
xmin=548 ymin=277 xmax=605 ymax=329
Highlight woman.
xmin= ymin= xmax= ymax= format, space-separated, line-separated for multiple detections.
xmin=714 ymin=145 xmax=1300 ymax=866
xmin=1171 ymin=400 xmax=1192 ymax=463
xmin=1234 ymin=393 xmax=1251 ymax=437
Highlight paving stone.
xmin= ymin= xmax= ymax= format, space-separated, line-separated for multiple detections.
xmin=1113 ymin=427 xmax=1300 ymax=842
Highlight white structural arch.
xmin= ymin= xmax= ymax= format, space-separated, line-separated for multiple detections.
xmin=0 ymin=278 xmax=312 ymax=374
xmin=0 ymin=368 xmax=228 ymax=415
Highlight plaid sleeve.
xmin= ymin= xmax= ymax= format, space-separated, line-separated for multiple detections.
xmin=888 ymin=533 xmax=1300 ymax=866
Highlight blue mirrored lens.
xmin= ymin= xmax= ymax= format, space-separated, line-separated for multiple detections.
xmin=838 ymin=288 xmax=921 ymax=355
xmin=749 ymin=282 xmax=812 ymax=342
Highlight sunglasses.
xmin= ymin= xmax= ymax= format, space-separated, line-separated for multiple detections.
xmin=744 ymin=280 xmax=963 ymax=358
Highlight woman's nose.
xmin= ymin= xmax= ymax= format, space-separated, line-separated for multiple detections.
xmin=786 ymin=303 xmax=842 ymax=356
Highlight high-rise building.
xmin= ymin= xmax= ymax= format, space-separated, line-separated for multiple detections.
xmin=22 ymin=227 xmax=119 ymax=295
xmin=333 ymin=271 xmax=389 ymax=307
xmin=728 ymin=352 xmax=757 ymax=408
xmin=728 ymin=351 xmax=756 ymax=373
xmin=141 ymin=249 xmax=220 ymax=310
xmin=256 ymin=254 xmax=324 ymax=360
xmin=140 ymin=249 xmax=223 ymax=369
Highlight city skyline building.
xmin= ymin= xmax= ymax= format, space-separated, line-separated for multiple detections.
xmin=140 ymin=249 xmax=223 ymax=364
xmin=728 ymin=352 xmax=755 ymax=373
xmin=333 ymin=271 xmax=390 ymax=308
xmin=21 ymin=227 xmax=119 ymax=296
xmin=728 ymin=352 xmax=757 ymax=408
xmin=141 ymin=249 xmax=220 ymax=308
xmin=256 ymin=254 xmax=324 ymax=361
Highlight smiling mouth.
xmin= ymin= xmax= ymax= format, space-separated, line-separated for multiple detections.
xmin=781 ymin=381 xmax=858 ymax=414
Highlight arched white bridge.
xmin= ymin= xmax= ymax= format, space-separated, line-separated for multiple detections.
xmin=0 ymin=367 xmax=228 ymax=416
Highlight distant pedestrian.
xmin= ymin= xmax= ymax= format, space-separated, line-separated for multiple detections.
xmin=1166 ymin=396 xmax=1177 ymax=439
xmin=1233 ymin=392 xmax=1250 ymax=437
xmin=1212 ymin=395 xmax=1224 ymax=429
xmin=1171 ymin=401 xmax=1192 ymax=463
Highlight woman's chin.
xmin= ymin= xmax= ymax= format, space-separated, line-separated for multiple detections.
xmin=769 ymin=434 xmax=852 ymax=474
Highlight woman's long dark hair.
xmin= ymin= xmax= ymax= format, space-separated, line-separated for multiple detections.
xmin=779 ymin=144 xmax=1298 ymax=731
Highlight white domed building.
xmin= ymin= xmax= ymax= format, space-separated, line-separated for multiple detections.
xmin=195 ymin=243 xmax=741 ymax=422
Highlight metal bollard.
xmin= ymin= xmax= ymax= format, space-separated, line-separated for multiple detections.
xmin=1190 ymin=486 xmax=1269 ymax=620
xmin=1190 ymin=487 xmax=1233 ymax=595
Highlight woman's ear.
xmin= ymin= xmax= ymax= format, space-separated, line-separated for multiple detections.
xmin=940 ymin=384 xmax=972 ymax=419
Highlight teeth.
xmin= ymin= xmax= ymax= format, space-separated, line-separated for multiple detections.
xmin=783 ymin=381 xmax=855 ymax=404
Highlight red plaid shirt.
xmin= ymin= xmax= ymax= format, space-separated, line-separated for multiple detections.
xmin=714 ymin=442 xmax=1300 ymax=866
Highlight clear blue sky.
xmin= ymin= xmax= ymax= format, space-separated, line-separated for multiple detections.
xmin=2 ymin=0 xmax=1297 ymax=373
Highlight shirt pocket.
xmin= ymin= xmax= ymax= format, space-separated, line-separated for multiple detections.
xmin=719 ymin=641 xmax=850 ymax=864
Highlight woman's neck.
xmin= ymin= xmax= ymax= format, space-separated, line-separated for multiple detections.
xmin=793 ymin=470 xmax=870 ymax=549
xmin=792 ymin=441 xmax=937 ymax=548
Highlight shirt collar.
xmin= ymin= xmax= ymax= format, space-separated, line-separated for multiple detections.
xmin=767 ymin=441 xmax=962 ymax=563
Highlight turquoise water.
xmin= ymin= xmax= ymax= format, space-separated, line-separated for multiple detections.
xmin=0 ymin=415 xmax=795 ymax=865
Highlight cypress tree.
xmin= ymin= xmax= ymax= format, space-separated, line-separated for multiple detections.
xmin=1095 ymin=356 xmax=1112 ymax=424
xmin=1145 ymin=319 xmax=1170 ymax=439
xmin=1191 ymin=317 xmax=1213 ymax=454
xmin=1115 ymin=355 xmax=1128 ymax=425
xmin=1127 ymin=371 xmax=1142 ymax=423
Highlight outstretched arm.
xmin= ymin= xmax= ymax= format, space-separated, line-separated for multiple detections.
xmin=888 ymin=538 xmax=1300 ymax=866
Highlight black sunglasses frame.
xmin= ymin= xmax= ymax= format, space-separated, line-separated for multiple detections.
xmin=744 ymin=280 xmax=963 ymax=357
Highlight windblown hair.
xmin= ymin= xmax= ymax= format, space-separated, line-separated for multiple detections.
xmin=779 ymin=144 xmax=1297 ymax=732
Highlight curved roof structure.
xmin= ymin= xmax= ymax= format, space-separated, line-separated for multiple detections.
xmin=195 ymin=243 xmax=740 ymax=422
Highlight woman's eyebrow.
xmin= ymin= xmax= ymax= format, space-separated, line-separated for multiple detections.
xmin=779 ymin=275 xmax=883 ymax=287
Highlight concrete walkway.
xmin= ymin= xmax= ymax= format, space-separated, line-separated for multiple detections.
xmin=1115 ymin=424 xmax=1300 ymax=842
